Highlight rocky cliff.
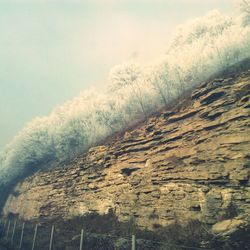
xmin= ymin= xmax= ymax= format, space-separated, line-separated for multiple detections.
xmin=3 ymin=68 xmax=250 ymax=234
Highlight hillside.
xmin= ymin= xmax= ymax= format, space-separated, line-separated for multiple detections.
xmin=2 ymin=66 xmax=250 ymax=244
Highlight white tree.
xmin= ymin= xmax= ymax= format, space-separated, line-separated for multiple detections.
xmin=238 ymin=0 xmax=250 ymax=26
xmin=147 ymin=62 xmax=175 ymax=106
xmin=109 ymin=62 xmax=148 ymax=119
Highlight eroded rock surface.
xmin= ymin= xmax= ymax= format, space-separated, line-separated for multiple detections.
xmin=3 ymin=70 xmax=250 ymax=231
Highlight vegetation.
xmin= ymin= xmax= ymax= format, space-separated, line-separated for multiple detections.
xmin=1 ymin=211 xmax=249 ymax=249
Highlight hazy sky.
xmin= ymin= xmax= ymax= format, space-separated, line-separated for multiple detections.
xmin=0 ymin=0 xmax=235 ymax=149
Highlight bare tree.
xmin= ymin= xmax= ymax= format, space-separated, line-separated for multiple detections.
xmin=109 ymin=62 xmax=148 ymax=119
xmin=239 ymin=0 xmax=250 ymax=25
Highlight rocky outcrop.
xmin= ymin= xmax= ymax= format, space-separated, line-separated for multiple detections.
xmin=3 ymin=69 xmax=250 ymax=232
xmin=212 ymin=218 xmax=246 ymax=235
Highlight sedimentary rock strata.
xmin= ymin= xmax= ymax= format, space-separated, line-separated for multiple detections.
xmin=3 ymin=70 xmax=250 ymax=230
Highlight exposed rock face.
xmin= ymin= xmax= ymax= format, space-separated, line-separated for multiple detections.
xmin=3 ymin=70 xmax=250 ymax=231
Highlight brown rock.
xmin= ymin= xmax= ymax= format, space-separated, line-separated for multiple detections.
xmin=3 ymin=69 xmax=250 ymax=234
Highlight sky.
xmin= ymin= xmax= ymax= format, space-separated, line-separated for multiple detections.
xmin=0 ymin=0 xmax=235 ymax=150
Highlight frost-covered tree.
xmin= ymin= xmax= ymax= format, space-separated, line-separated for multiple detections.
xmin=169 ymin=10 xmax=233 ymax=50
xmin=0 ymin=117 xmax=55 ymax=187
xmin=147 ymin=62 xmax=175 ymax=106
xmin=238 ymin=0 xmax=250 ymax=26
xmin=109 ymin=62 xmax=149 ymax=119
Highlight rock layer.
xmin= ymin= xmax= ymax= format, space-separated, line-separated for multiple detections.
xmin=3 ymin=70 xmax=250 ymax=230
